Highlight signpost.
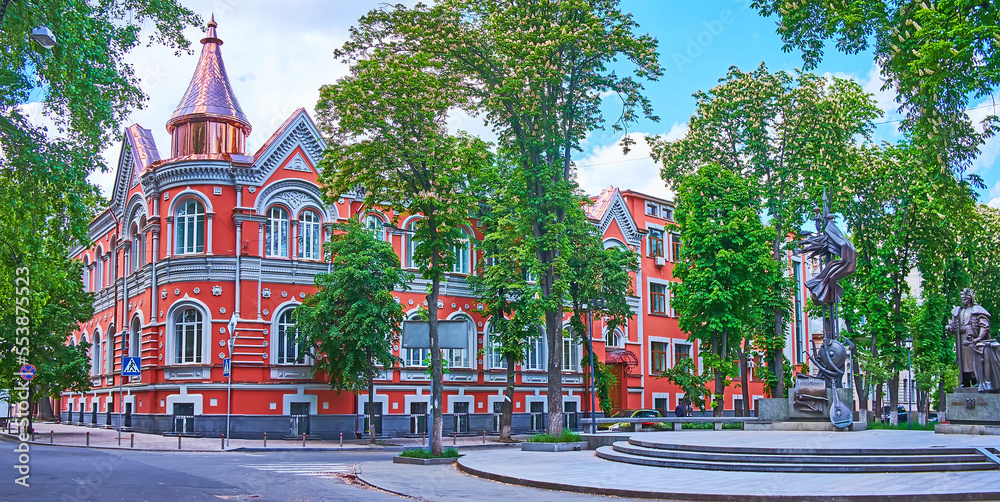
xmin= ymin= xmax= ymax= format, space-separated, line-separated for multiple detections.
xmin=400 ymin=320 xmax=467 ymax=451
xmin=226 ymin=313 xmax=237 ymax=447
xmin=119 ymin=357 xmax=140 ymax=445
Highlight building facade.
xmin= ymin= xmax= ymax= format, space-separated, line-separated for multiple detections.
xmin=60 ymin=19 xmax=796 ymax=438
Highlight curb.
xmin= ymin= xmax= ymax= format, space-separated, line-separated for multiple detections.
xmin=454 ymin=456 xmax=1000 ymax=502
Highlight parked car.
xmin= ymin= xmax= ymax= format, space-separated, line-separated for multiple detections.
xmin=882 ymin=406 xmax=938 ymax=423
xmin=603 ymin=409 xmax=665 ymax=432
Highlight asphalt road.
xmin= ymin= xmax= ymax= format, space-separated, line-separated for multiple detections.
xmin=0 ymin=439 xmax=405 ymax=501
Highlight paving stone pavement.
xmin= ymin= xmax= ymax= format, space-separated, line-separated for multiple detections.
xmin=444 ymin=431 xmax=1000 ymax=501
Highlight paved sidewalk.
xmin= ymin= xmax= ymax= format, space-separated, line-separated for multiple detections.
xmin=356 ymin=461 xmax=651 ymax=502
xmin=446 ymin=431 xmax=1000 ymax=501
xmin=3 ymin=422 xmax=524 ymax=452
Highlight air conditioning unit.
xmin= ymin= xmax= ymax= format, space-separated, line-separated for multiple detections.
xmin=654 ymin=256 xmax=665 ymax=267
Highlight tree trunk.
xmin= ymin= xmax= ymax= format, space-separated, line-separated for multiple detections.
xmin=888 ymin=373 xmax=900 ymax=426
xmin=367 ymin=351 xmax=375 ymax=445
xmin=771 ymin=238 xmax=785 ymax=399
xmin=738 ymin=344 xmax=751 ymax=417
xmin=546 ymin=307 xmax=563 ymax=433
xmin=712 ymin=331 xmax=726 ymax=417
xmin=428 ymin=250 xmax=444 ymax=456
xmin=36 ymin=391 xmax=54 ymax=421
xmin=850 ymin=343 xmax=868 ymax=416
xmin=500 ymin=357 xmax=515 ymax=442
xmin=874 ymin=384 xmax=883 ymax=423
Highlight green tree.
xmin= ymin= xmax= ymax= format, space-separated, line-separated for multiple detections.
xmin=294 ymin=221 xmax=411 ymax=445
xmin=651 ymin=64 xmax=881 ymax=398
xmin=752 ymin=0 xmax=1000 ymax=178
xmin=315 ymin=49 xmax=493 ymax=455
xmin=0 ymin=0 xmax=199 ymax=425
xmin=336 ymin=0 xmax=661 ymax=434
xmin=672 ymin=164 xmax=778 ymax=416
xmin=968 ymin=204 xmax=1000 ymax=316
xmin=658 ymin=357 xmax=712 ymax=412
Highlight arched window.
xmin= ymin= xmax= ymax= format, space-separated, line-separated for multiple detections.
xmin=524 ymin=331 xmax=545 ymax=371
xmin=174 ymin=308 xmax=204 ymax=364
xmin=607 ymin=327 xmax=625 ymax=348
xmin=266 ymin=206 xmax=289 ymax=257
xmin=175 ymin=199 xmax=205 ymax=255
xmin=275 ymin=309 xmax=306 ymax=364
xmin=106 ymin=326 xmax=115 ymax=375
xmin=128 ymin=317 xmax=141 ymax=358
xmin=95 ymin=249 xmax=104 ymax=290
xmin=82 ymin=257 xmax=90 ymax=292
xmin=130 ymin=224 xmax=142 ymax=272
xmin=363 ymin=214 xmax=385 ymax=241
xmin=298 ymin=210 xmax=321 ymax=260
xmin=138 ymin=217 xmax=146 ymax=267
xmin=451 ymin=228 xmax=471 ymax=274
xmin=443 ymin=316 xmax=474 ymax=368
xmin=486 ymin=323 xmax=505 ymax=370
xmin=562 ymin=326 xmax=581 ymax=372
xmin=91 ymin=331 xmax=102 ymax=375
xmin=406 ymin=220 xmax=421 ymax=269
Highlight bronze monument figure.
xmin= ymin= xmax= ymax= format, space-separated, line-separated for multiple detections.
xmin=947 ymin=289 xmax=1000 ymax=392
xmin=793 ymin=194 xmax=857 ymax=428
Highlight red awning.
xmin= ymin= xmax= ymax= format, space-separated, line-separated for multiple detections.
xmin=605 ymin=349 xmax=639 ymax=375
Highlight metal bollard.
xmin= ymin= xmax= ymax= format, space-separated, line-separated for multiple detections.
xmin=302 ymin=432 xmax=306 ymax=447
xmin=130 ymin=433 xmax=134 ymax=448
xmin=50 ymin=431 xmax=54 ymax=444
xmin=483 ymin=431 xmax=486 ymax=444
xmin=86 ymin=431 xmax=90 ymax=447
xmin=339 ymin=432 xmax=343 ymax=448
xmin=422 ymin=432 xmax=426 ymax=447
xmin=221 ymin=434 xmax=226 ymax=450
xmin=453 ymin=431 xmax=457 ymax=446
xmin=178 ymin=435 xmax=182 ymax=450
xmin=263 ymin=432 xmax=267 ymax=448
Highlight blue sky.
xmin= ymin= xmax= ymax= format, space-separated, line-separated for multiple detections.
xmin=59 ymin=0 xmax=995 ymax=206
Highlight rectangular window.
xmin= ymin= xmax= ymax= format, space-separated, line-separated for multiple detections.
xmin=561 ymin=339 xmax=579 ymax=372
xmin=405 ymin=348 xmax=429 ymax=367
xmin=650 ymin=283 xmax=667 ymax=315
xmin=524 ymin=336 xmax=544 ymax=370
xmin=648 ymin=229 xmax=663 ymax=257
xmin=661 ymin=205 xmax=674 ymax=221
xmin=651 ymin=342 xmax=668 ymax=373
xmin=645 ymin=202 xmax=659 ymax=217
xmin=670 ymin=233 xmax=681 ymax=262
xmin=675 ymin=343 xmax=691 ymax=363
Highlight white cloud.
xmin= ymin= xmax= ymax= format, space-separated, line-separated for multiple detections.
xmin=575 ymin=123 xmax=687 ymax=201
xmin=968 ymin=97 xmax=1000 ymax=176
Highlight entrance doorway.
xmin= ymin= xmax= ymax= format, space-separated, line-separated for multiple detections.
xmin=453 ymin=402 xmax=469 ymax=434
xmin=172 ymin=403 xmax=194 ymax=434
xmin=363 ymin=402 xmax=382 ymax=436
xmin=290 ymin=402 xmax=310 ymax=436
xmin=409 ymin=402 xmax=427 ymax=435
xmin=608 ymin=363 xmax=626 ymax=412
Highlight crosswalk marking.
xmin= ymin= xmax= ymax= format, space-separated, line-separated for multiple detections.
xmin=242 ymin=463 xmax=353 ymax=477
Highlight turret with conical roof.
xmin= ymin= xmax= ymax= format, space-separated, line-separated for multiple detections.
xmin=166 ymin=15 xmax=251 ymax=158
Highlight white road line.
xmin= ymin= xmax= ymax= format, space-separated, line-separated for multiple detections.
xmin=242 ymin=463 xmax=353 ymax=477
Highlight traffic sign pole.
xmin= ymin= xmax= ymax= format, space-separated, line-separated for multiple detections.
xmin=226 ymin=314 xmax=237 ymax=448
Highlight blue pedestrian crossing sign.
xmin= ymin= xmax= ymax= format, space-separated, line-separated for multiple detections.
xmin=122 ymin=357 xmax=141 ymax=376
xmin=223 ymin=358 xmax=231 ymax=377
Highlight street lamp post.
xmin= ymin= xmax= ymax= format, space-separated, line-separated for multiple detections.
xmin=586 ymin=299 xmax=605 ymax=434
xmin=904 ymin=337 xmax=913 ymax=430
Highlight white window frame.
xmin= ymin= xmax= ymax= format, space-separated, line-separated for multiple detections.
xmin=561 ymin=332 xmax=581 ymax=372
xmin=90 ymin=330 xmax=102 ymax=375
xmin=171 ymin=305 xmax=207 ymax=365
xmin=274 ymin=307 xmax=309 ymax=365
xmin=523 ymin=332 xmax=546 ymax=371
xmin=298 ymin=209 xmax=322 ymax=260
xmin=362 ymin=214 xmax=385 ymax=242
xmin=443 ymin=314 xmax=475 ymax=369
xmin=485 ymin=322 xmax=506 ymax=370
xmin=174 ymin=198 xmax=205 ymax=255
xmin=451 ymin=228 xmax=471 ymax=274
xmin=265 ymin=206 xmax=290 ymax=258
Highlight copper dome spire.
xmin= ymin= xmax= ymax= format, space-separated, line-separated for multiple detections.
xmin=166 ymin=15 xmax=251 ymax=136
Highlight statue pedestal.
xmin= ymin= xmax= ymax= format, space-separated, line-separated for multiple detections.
xmin=752 ymin=389 xmax=865 ymax=432
xmin=935 ymin=388 xmax=1000 ymax=435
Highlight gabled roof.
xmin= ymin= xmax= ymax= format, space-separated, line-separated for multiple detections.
xmin=108 ymin=124 xmax=160 ymax=217
xmin=242 ymin=107 xmax=326 ymax=186
xmin=586 ymin=186 xmax=642 ymax=247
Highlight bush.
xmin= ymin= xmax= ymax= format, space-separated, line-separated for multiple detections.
xmin=399 ymin=447 xmax=461 ymax=458
xmin=527 ymin=429 xmax=582 ymax=443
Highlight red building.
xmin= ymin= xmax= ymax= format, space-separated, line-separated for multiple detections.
xmin=61 ymin=19 xmax=793 ymax=438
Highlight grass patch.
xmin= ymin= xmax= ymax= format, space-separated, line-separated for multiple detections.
xmin=399 ymin=447 xmax=460 ymax=458
xmin=867 ymin=421 xmax=936 ymax=431
xmin=681 ymin=422 xmax=713 ymax=429
xmin=527 ymin=429 xmax=582 ymax=443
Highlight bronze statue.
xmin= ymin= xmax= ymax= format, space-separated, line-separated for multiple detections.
xmin=947 ymin=289 xmax=1000 ymax=392
xmin=793 ymin=193 xmax=857 ymax=428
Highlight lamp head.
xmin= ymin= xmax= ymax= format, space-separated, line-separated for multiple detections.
xmin=30 ymin=25 xmax=57 ymax=49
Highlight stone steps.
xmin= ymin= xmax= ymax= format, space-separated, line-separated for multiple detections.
xmin=595 ymin=440 xmax=1000 ymax=473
